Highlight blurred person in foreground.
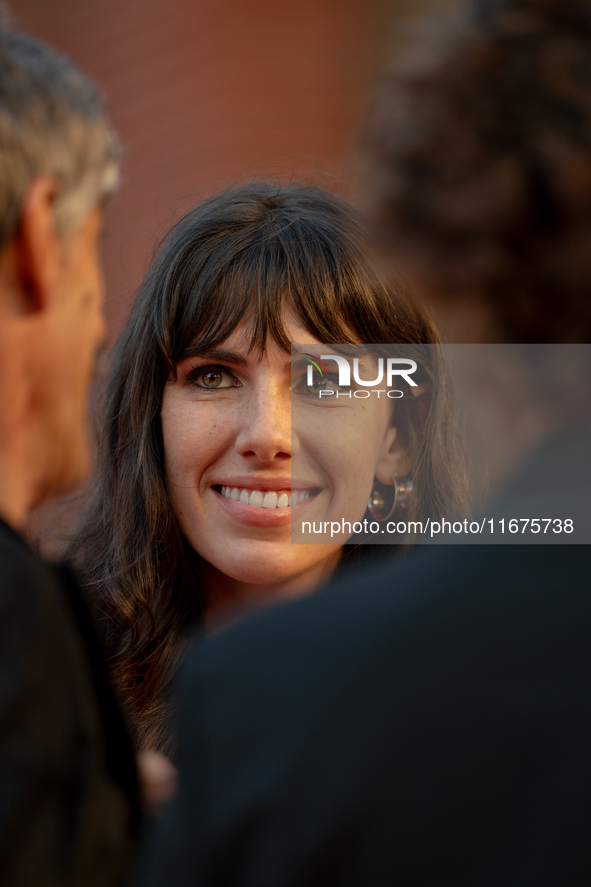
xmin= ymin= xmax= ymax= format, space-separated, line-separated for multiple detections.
xmin=141 ymin=1 xmax=591 ymax=885
xmin=0 ymin=17 xmax=141 ymax=886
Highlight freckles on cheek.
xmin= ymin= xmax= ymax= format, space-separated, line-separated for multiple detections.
xmin=314 ymin=402 xmax=388 ymax=486
xmin=161 ymin=401 xmax=191 ymax=475
xmin=162 ymin=397 xmax=232 ymax=481
xmin=165 ymin=425 xmax=199 ymax=476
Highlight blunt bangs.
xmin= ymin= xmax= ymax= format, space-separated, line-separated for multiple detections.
xmin=148 ymin=183 xmax=418 ymax=377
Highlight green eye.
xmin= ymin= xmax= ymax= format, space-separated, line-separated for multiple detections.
xmin=301 ymin=375 xmax=340 ymax=396
xmin=201 ymin=370 xmax=224 ymax=388
xmin=184 ymin=363 xmax=240 ymax=390
xmin=307 ymin=378 xmax=333 ymax=394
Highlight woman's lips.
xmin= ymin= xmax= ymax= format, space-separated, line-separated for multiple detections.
xmin=211 ymin=483 xmax=320 ymax=527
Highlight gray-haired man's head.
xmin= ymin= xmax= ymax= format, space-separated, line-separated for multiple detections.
xmin=0 ymin=17 xmax=120 ymax=523
xmin=0 ymin=20 xmax=119 ymax=248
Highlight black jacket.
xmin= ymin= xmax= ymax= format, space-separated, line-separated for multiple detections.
xmin=0 ymin=518 xmax=138 ymax=886
xmin=142 ymin=429 xmax=591 ymax=887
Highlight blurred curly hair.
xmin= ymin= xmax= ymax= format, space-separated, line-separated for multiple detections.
xmin=365 ymin=0 xmax=591 ymax=342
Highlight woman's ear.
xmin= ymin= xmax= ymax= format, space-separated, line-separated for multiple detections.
xmin=374 ymin=425 xmax=411 ymax=484
xmin=373 ymin=383 xmax=431 ymax=484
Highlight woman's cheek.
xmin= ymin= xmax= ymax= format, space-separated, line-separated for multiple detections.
xmin=317 ymin=402 xmax=387 ymax=519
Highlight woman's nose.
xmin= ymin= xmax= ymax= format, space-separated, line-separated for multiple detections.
xmin=234 ymin=384 xmax=291 ymax=463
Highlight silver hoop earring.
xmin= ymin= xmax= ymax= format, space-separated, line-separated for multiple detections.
xmin=368 ymin=476 xmax=414 ymax=522
xmin=393 ymin=476 xmax=414 ymax=512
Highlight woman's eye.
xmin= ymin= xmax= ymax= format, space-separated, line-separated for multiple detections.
xmin=201 ymin=370 xmax=225 ymax=388
xmin=306 ymin=376 xmax=339 ymax=395
xmin=293 ymin=373 xmax=342 ymax=397
xmin=187 ymin=366 xmax=238 ymax=389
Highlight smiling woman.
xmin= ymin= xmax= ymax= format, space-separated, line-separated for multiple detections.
xmin=67 ymin=182 xmax=465 ymax=752
xmin=161 ymin=318 xmax=349 ymax=605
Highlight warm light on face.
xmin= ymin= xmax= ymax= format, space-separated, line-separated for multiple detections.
xmin=161 ymin=317 xmax=403 ymax=612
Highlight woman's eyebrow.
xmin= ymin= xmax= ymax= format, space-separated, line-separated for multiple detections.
xmin=177 ymin=347 xmax=248 ymax=366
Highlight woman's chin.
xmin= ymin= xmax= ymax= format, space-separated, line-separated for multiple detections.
xmin=221 ymin=558 xmax=311 ymax=588
xmin=207 ymin=543 xmax=343 ymax=592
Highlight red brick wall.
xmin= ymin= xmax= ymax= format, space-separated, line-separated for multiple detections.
xmin=14 ymin=0 xmax=386 ymax=339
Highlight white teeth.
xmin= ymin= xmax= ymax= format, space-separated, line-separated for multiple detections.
xmin=290 ymin=491 xmax=310 ymax=506
xmin=219 ymin=486 xmax=313 ymax=508
xmin=262 ymin=491 xmax=278 ymax=509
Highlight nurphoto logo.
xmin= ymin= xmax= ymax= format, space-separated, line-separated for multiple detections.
xmin=305 ymin=354 xmax=418 ymax=398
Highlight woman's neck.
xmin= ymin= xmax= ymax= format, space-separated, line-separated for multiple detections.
xmin=202 ymin=549 xmax=343 ymax=633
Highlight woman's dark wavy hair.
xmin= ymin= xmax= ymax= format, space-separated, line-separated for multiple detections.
xmin=365 ymin=0 xmax=591 ymax=342
xmin=68 ymin=182 xmax=466 ymax=751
